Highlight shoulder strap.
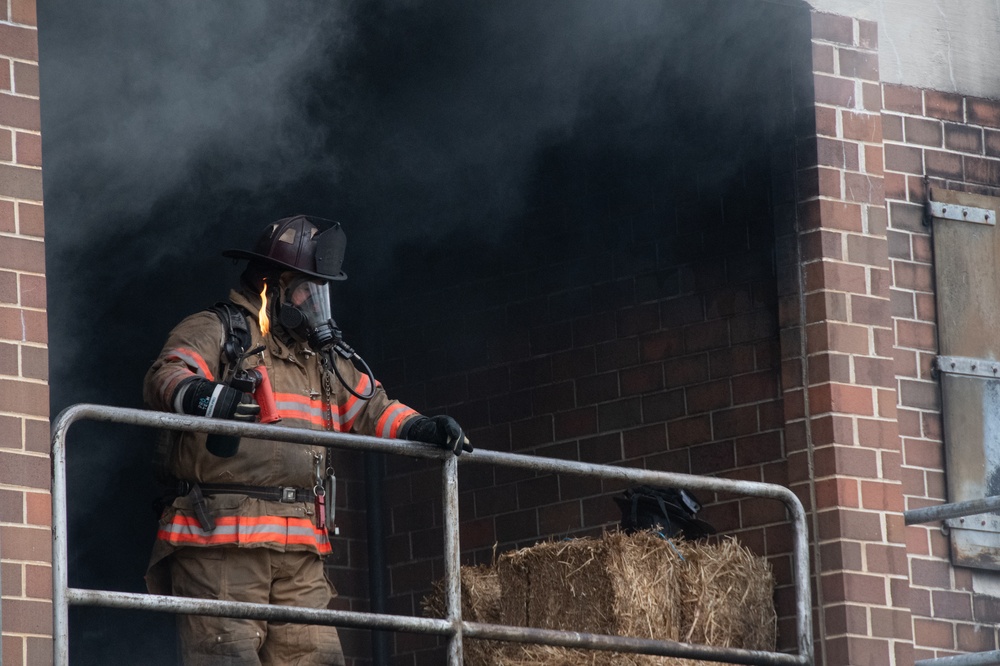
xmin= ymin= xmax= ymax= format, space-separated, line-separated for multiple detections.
xmin=207 ymin=302 xmax=252 ymax=366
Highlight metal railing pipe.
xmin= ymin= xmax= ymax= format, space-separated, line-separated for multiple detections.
xmin=904 ymin=496 xmax=1000 ymax=525
xmin=465 ymin=449 xmax=814 ymax=661
xmin=915 ymin=651 xmax=1000 ymax=666
xmin=52 ymin=404 xmax=814 ymax=666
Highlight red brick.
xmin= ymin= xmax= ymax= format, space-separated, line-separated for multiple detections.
xmin=968 ymin=97 xmax=1000 ymax=128
xmin=863 ymin=82 xmax=883 ymax=112
xmin=815 ymin=443 xmax=879 ymax=478
xmin=913 ymin=618 xmax=956 ymax=650
xmin=814 ymin=74 xmax=856 ymax=107
xmin=944 ymin=123 xmax=984 ymax=153
xmin=12 ymin=61 xmax=38 ymax=97
xmin=815 ymin=476 xmax=858 ymax=508
xmin=815 ymin=105 xmax=838 ymax=137
xmin=882 ymin=113 xmax=903 ymax=141
xmin=25 ymin=562 xmax=50 ymax=599
xmin=688 ymin=439 xmax=735 ymax=474
xmin=956 ymin=623 xmax=997 ymax=652
xmin=1 ymin=598 xmax=51 ymax=635
xmin=0 ymin=200 xmax=12 ymax=233
xmin=0 ymin=127 xmax=10 ymax=162
xmin=925 ymin=90 xmax=965 ymax=121
xmin=18 ymin=201 xmax=43 ymax=236
xmin=0 ymin=163 xmax=42 ymax=200
xmin=864 ymin=144 xmax=884 ymax=175
xmin=871 ymin=607 xmax=912 ymax=639
xmin=14 ymin=131 xmax=41 ymax=167
xmin=805 ymin=289 xmax=847 ymax=323
xmin=25 ymin=491 xmax=50 ymax=526
xmin=839 ymin=48 xmax=879 ymax=81
xmin=884 ymin=84 xmax=923 ymax=114
xmin=965 ymin=155 xmax=1000 ymax=186
xmin=685 ymin=378 xmax=731 ymax=412
xmin=0 ymin=24 xmax=38 ymax=61
xmin=884 ymin=143 xmax=923 ymax=174
xmin=712 ymin=403 xmax=759 ymax=438
xmin=0 ymin=58 xmax=10 ymax=93
xmin=734 ymin=430 xmax=782 ymax=467
xmin=844 ymin=173 xmax=884 ymax=205
xmin=12 ymin=0 xmax=37 ymax=25
xmin=861 ymin=480 xmax=904 ymax=512
xmin=812 ymin=12 xmax=855 ymax=46
xmin=893 ymin=259 xmax=934 ymax=293
xmin=0 ymin=379 xmax=47 ymax=417
xmin=796 ymin=167 xmax=841 ymax=199
xmin=641 ymin=389 xmax=684 ymax=422
xmin=622 ymin=424 xmax=667 ymax=458
xmin=0 ymin=524 xmax=50 ymax=561
xmin=904 ymin=438 xmax=944 ymax=469
xmin=575 ymin=372 xmax=618 ymax=405
xmin=840 ymin=110 xmax=881 ymax=143
xmin=802 ymin=200 xmax=862 ymax=234
xmin=986 ymin=128 xmax=1000 ymax=158
xmin=19 ymin=272 xmax=45 ymax=308
xmin=804 ymin=260 xmax=867 ymax=294
xmin=667 ymin=414 xmax=711 ymax=448
xmin=822 ymin=570 xmax=888 ymax=605
xmin=813 ymin=42 xmax=835 ymax=73
xmin=664 ymin=355 xmax=709 ymax=388
xmin=904 ymin=117 xmax=943 ymax=147
xmin=639 ymin=329 xmax=684 ymax=362
xmin=925 ymin=149 xmax=963 ymax=179
xmin=0 ymin=91 xmax=39 ymax=131
xmin=933 ymin=590 xmax=974 ymax=621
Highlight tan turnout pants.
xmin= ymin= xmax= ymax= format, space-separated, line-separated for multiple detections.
xmin=169 ymin=546 xmax=345 ymax=665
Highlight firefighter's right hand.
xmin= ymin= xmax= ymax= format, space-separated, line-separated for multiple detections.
xmin=179 ymin=379 xmax=261 ymax=422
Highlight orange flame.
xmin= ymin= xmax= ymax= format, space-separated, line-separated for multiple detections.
xmin=259 ymin=283 xmax=271 ymax=337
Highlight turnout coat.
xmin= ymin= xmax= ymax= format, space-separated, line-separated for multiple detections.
xmin=144 ymin=287 xmax=418 ymax=593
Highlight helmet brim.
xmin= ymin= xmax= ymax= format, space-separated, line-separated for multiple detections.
xmin=222 ymin=249 xmax=348 ymax=281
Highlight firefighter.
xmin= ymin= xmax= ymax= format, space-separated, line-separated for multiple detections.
xmin=144 ymin=215 xmax=471 ymax=665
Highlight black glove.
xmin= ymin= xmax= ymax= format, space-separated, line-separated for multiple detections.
xmin=403 ymin=415 xmax=473 ymax=456
xmin=179 ymin=378 xmax=260 ymax=422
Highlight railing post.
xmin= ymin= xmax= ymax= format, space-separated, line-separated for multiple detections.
xmin=442 ymin=453 xmax=463 ymax=665
xmin=51 ymin=411 xmax=72 ymax=666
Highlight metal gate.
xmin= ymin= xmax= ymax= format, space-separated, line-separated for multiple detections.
xmin=52 ymin=403 xmax=814 ymax=665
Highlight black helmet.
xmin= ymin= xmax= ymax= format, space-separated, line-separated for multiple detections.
xmin=223 ymin=215 xmax=347 ymax=281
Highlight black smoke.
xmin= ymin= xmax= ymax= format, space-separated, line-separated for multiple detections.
xmin=38 ymin=1 xmax=808 ymax=663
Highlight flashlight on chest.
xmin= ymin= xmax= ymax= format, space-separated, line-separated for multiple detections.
xmin=230 ymin=364 xmax=281 ymax=424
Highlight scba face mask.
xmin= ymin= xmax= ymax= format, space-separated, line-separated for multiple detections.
xmin=277 ymin=274 xmax=338 ymax=350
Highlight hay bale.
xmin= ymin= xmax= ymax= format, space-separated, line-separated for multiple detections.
xmin=422 ymin=565 xmax=505 ymax=666
xmin=423 ymin=532 xmax=776 ymax=666
xmin=677 ymin=537 xmax=777 ymax=652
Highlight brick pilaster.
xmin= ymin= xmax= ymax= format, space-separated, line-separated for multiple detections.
xmin=781 ymin=12 xmax=913 ymax=665
xmin=0 ymin=0 xmax=53 ymax=663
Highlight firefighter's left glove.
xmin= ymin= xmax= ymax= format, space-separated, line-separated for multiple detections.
xmin=179 ymin=378 xmax=260 ymax=422
xmin=402 ymin=415 xmax=473 ymax=456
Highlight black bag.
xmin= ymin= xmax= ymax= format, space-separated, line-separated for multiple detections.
xmin=613 ymin=485 xmax=716 ymax=539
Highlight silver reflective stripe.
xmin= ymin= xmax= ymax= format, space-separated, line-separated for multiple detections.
xmin=160 ymin=523 xmax=237 ymax=536
xmin=275 ymin=400 xmax=325 ymax=418
xmin=378 ymin=404 xmax=408 ymax=438
xmin=205 ymin=383 xmax=225 ymax=418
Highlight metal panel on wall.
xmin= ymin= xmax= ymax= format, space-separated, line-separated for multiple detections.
xmin=931 ymin=187 xmax=1000 ymax=569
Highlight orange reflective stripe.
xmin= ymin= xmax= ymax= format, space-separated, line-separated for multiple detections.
xmin=274 ymin=392 xmax=326 ymax=427
xmin=164 ymin=348 xmax=215 ymax=381
xmin=157 ymin=514 xmax=331 ymax=554
xmin=376 ymin=403 xmax=418 ymax=439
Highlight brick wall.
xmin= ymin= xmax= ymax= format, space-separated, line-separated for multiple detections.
xmin=0 ymin=0 xmax=53 ymax=664
xmin=882 ymin=84 xmax=1000 ymax=659
xmin=784 ymin=12 xmax=914 ymax=665
xmin=352 ymin=7 xmax=811 ymax=655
